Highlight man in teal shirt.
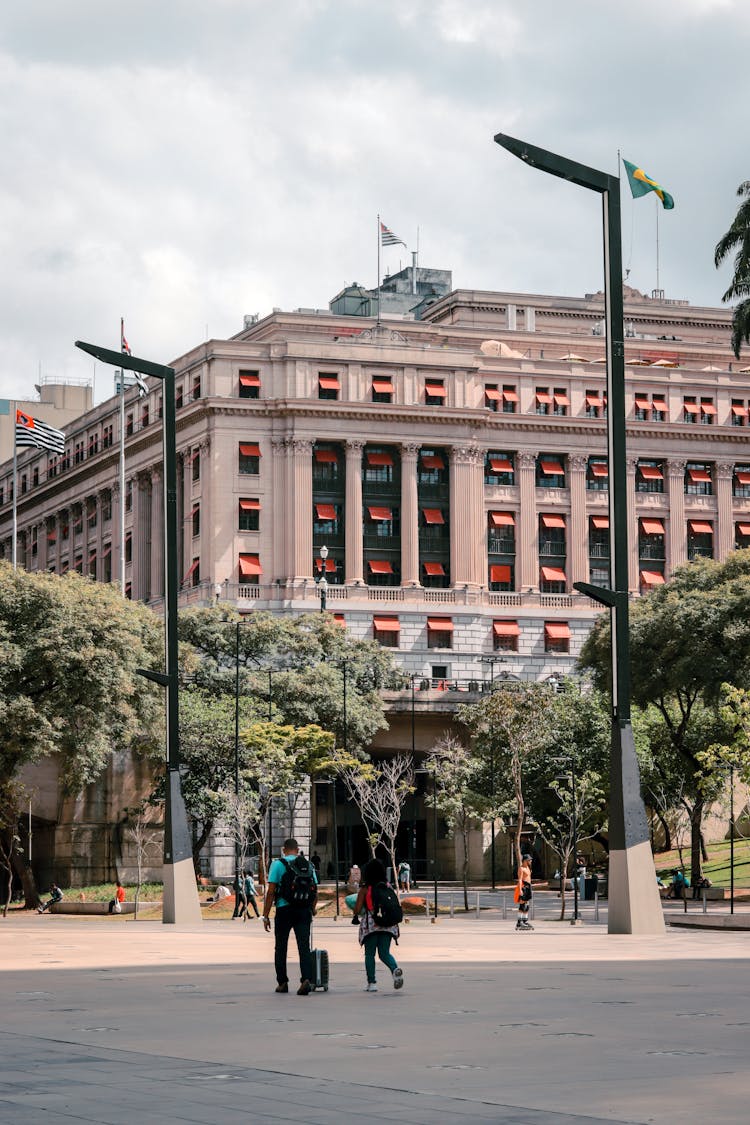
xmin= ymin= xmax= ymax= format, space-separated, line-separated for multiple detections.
xmin=263 ymin=838 xmax=318 ymax=995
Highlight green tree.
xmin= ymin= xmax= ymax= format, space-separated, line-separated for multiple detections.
xmin=715 ymin=181 xmax=750 ymax=358
xmin=579 ymin=553 xmax=750 ymax=881
xmin=0 ymin=563 xmax=162 ymax=906
xmin=426 ymin=734 xmax=487 ymax=910
xmin=334 ymin=753 xmax=414 ymax=881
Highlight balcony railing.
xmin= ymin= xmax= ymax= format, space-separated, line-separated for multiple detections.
xmin=488 ymin=536 xmax=515 ymax=554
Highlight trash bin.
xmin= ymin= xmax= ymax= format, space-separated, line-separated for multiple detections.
xmin=583 ymin=876 xmax=598 ymax=901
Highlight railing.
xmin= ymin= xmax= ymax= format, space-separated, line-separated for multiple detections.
xmin=638 ymin=544 xmax=665 ymax=560
xmin=539 ymin=541 xmax=566 ymax=556
xmin=589 ymin=543 xmax=610 ymax=558
xmin=488 ymin=537 xmax=515 ymax=553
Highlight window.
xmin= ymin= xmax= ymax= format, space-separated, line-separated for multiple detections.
xmin=544 ymin=621 xmax=570 ymax=654
xmin=539 ymin=513 xmax=566 ymax=556
xmin=633 ymin=393 xmax=651 ymax=421
xmin=87 ymin=500 xmax=97 ymax=529
xmin=367 ymin=559 xmax=399 ymax=586
xmin=74 ymin=441 xmax=84 ymax=465
xmin=61 ymin=518 xmax=69 ymax=542
xmin=73 ymin=507 xmax=83 ymax=534
xmin=418 ymin=451 xmax=447 ymax=485
xmin=158 ymin=396 xmax=163 ymax=419
xmin=640 ymin=569 xmax=665 ymax=592
xmin=585 ymin=390 xmax=604 ymax=419
xmin=176 ymin=385 xmax=184 ymax=409
xmin=733 ymin=465 xmax=750 ymax=498
xmin=125 ymin=581 xmax=132 ymax=600
xmin=192 ymin=374 xmax=201 ymax=400
xmin=685 ymin=463 xmax=713 ymax=496
xmin=314 ymin=445 xmax=341 ymax=483
xmin=731 ymin=399 xmax=747 ymax=427
xmin=589 ymin=515 xmax=610 ymax=561
xmin=540 ymin=565 xmax=567 ymax=593
xmin=239 ymin=498 xmax=260 ymax=532
xmin=639 ymin=518 xmax=665 ymax=561
xmin=314 ymin=502 xmax=340 ymax=535
xmin=125 ymin=480 xmax=133 ymax=512
xmin=239 ymin=554 xmax=262 ymax=584
xmin=552 ymin=388 xmax=569 ymax=416
xmin=47 ymin=459 xmax=57 ymax=480
xmin=239 ymin=370 xmax=260 ymax=399
xmin=88 ymin=433 xmax=99 ymax=457
xmin=366 ymin=505 xmax=399 ymax=540
xmin=427 ymin=617 xmax=453 ymax=649
xmin=420 ymin=507 xmax=446 ymax=540
xmin=372 ymin=376 xmax=394 ymax=403
xmin=422 ymin=560 xmax=449 ymax=588
xmin=126 ymin=413 xmax=134 ymax=437
xmin=88 ymin=550 xmax=97 ymax=579
xmin=373 ymin=616 xmax=400 ymax=648
xmin=484 ymin=384 xmax=500 ymax=411
xmin=485 ymin=452 xmax=515 ymax=486
xmin=192 ymin=504 xmax=200 ymax=538
xmin=502 ymin=385 xmax=518 ymax=414
xmin=102 ymin=424 xmax=114 ymax=449
xmin=651 ymin=394 xmax=668 ymax=422
xmin=318 ymin=373 xmax=340 ymax=400
xmin=587 ymin=458 xmax=608 ymax=491
xmin=735 ymin=521 xmax=750 ymax=549
xmin=192 ymin=450 xmax=201 ymax=482
xmin=425 ymin=379 xmax=446 ymax=406
xmin=493 ymin=620 xmax=519 ymax=652
xmin=688 ymin=519 xmax=713 ymax=561
xmin=535 ymin=387 xmax=551 ymax=415
xmin=32 ymin=466 xmax=39 ymax=487
xmin=184 ymin=558 xmax=200 ymax=587
xmin=102 ymin=492 xmax=112 ymax=522
xmin=239 ymin=442 xmax=261 ymax=475
xmin=536 ymin=455 xmax=566 ymax=489
xmin=700 ymin=397 xmax=716 ymax=425
xmin=125 ymin=532 xmax=132 ymax=564
xmin=489 ymin=562 xmax=513 ymax=591
xmin=683 ymin=396 xmax=699 ymax=424
xmin=363 ymin=448 xmax=395 ymax=484
xmin=636 ymin=461 xmax=664 ymax=494
xmin=488 ymin=511 xmax=515 ymax=554
xmin=141 ymin=404 xmax=150 ymax=428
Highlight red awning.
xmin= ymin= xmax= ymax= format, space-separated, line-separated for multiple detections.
xmin=683 ymin=401 xmax=700 ymax=414
xmin=732 ymin=404 xmax=748 ymax=417
xmin=368 ymin=506 xmax=392 ymax=521
xmin=485 ymin=388 xmax=501 ymax=401
xmin=589 ymin=462 xmax=608 ymax=477
xmin=240 ymin=499 xmax=261 ymax=510
xmin=490 ymin=564 xmax=511 ymax=583
xmin=586 ymin=393 xmax=603 ymax=406
xmin=319 ymin=375 xmax=340 ymax=390
xmin=689 ymin=520 xmax=713 ymax=535
xmin=641 ymin=519 xmax=665 ymax=536
xmin=425 ymin=382 xmax=446 ymax=397
xmin=540 ymin=460 xmax=564 ymax=475
xmin=88 ymin=550 xmax=97 ymax=564
xmin=536 ymin=390 xmax=552 ymax=404
xmin=493 ymin=620 xmax=520 ymax=636
xmin=554 ymin=392 xmax=570 ymax=406
xmin=189 ymin=504 xmax=200 ymax=518
xmin=47 ymin=530 xmax=57 ymax=542
xmin=489 ymin=457 xmax=513 ymax=472
xmin=239 ymin=443 xmax=261 ymax=457
xmin=333 ymin=614 xmax=346 ymax=627
xmin=239 ymin=372 xmax=260 ymax=387
xmin=316 ymin=558 xmax=336 ymax=572
xmin=634 ymin=395 xmax=650 ymax=409
xmin=427 ymin=617 xmax=453 ymax=632
xmin=368 ymin=560 xmax=393 ymax=574
xmin=423 ymin=561 xmax=446 ymax=576
xmin=315 ymin=503 xmax=337 ymax=520
xmin=640 ymin=570 xmax=665 ymax=586
xmin=541 ymin=566 xmax=566 ymax=583
xmin=701 ymin=402 xmax=717 ymax=415
xmin=183 ymin=559 xmax=199 ymax=582
xmin=737 ymin=523 xmax=750 ymax=537
xmin=421 ymin=454 xmax=444 ymax=470
xmin=238 ymin=554 xmax=262 ymax=577
xmin=688 ymin=468 xmax=711 ymax=483
xmin=591 ymin=516 xmax=609 ymax=529
xmin=541 ymin=514 xmax=565 ymax=529
xmin=545 ymin=622 xmax=571 ymax=639
xmin=372 ymin=378 xmax=394 ymax=393
xmin=423 ymin=508 xmax=444 ymax=524
xmin=489 ymin=511 xmax=515 ymax=527
xmin=373 ymin=616 xmax=400 ymax=632
xmin=103 ymin=545 xmax=111 ymax=558
xmin=367 ymin=451 xmax=394 ymax=466
xmin=638 ymin=464 xmax=663 ymax=480
xmin=503 ymin=389 xmax=519 ymax=402
xmin=315 ymin=449 xmax=338 ymax=463
xmin=735 ymin=471 xmax=750 ymax=484
xmin=651 ymin=398 xmax=668 ymax=411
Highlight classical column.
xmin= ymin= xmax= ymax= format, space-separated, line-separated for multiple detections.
xmin=180 ymin=450 xmax=192 ymax=585
xmin=131 ymin=472 xmax=151 ymax=600
xmin=291 ymin=438 xmax=314 ymax=581
xmin=626 ymin=457 xmax=639 ymax=593
xmin=272 ymin=439 xmax=289 ymax=582
xmin=111 ymin=484 xmax=122 ymax=589
xmin=568 ymin=454 xmax=589 ymax=587
xmin=150 ymin=464 xmax=165 ymax=599
xmin=449 ymin=445 xmax=484 ymax=587
xmin=345 ymin=440 xmax=364 ymax=585
xmin=715 ymin=461 xmax=734 ymax=563
xmin=400 ymin=442 xmax=420 ymax=586
xmin=94 ymin=492 xmax=104 ymax=582
xmin=666 ymin=459 xmax=687 ymax=575
xmin=517 ymin=451 xmax=538 ymax=590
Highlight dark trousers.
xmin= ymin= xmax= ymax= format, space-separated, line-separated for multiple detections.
xmin=247 ymin=893 xmax=260 ymax=917
xmin=274 ymin=906 xmax=313 ymax=985
xmin=232 ymin=892 xmax=247 ymax=919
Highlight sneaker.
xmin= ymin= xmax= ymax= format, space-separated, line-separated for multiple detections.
xmin=275 ymin=983 xmax=289 ymax=993
xmin=392 ymin=967 xmax=404 ymax=990
xmin=364 ymin=982 xmax=378 ymax=992
xmin=297 ymin=980 xmax=311 ymax=996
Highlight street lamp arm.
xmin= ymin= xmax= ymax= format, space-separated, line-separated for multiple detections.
xmin=75 ymin=340 xmax=174 ymax=381
xmin=493 ymin=132 xmax=614 ymax=194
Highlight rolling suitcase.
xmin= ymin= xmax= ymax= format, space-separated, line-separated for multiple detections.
xmin=310 ymin=924 xmax=329 ymax=991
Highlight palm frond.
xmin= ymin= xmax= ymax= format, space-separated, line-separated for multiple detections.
xmin=731 ymin=299 xmax=750 ymax=359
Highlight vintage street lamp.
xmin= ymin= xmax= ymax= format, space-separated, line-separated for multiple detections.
xmin=318 ymin=544 xmax=328 ymax=612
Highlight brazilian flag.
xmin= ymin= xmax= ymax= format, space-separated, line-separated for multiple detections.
xmin=623 ymin=159 xmax=674 ymax=210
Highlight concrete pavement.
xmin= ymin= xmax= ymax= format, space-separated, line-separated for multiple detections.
xmin=2 ymin=914 xmax=750 ymax=1123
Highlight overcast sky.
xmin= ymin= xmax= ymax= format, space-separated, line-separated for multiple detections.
xmin=1 ymin=0 xmax=747 ymax=404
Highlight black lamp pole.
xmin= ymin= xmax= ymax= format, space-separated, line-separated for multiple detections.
xmin=75 ymin=339 xmax=201 ymax=924
xmin=730 ymin=765 xmax=735 ymax=916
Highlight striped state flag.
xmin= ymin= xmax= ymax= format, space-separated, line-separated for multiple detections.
xmin=15 ymin=409 xmax=65 ymax=454
xmin=121 ymin=318 xmax=149 ymax=396
xmin=380 ymin=221 xmax=406 ymax=247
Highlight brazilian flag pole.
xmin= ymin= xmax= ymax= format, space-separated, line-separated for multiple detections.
xmin=622 ymin=158 xmax=674 ymax=295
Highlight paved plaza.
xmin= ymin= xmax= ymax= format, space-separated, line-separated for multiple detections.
xmin=2 ymin=912 xmax=750 ymax=1124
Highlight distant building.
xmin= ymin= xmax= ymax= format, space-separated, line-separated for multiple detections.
xmin=0 ymin=378 xmax=92 ymax=463
xmin=329 ymin=263 xmax=452 ymax=320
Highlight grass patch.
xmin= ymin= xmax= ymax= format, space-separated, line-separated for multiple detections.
xmin=60 ymin=882 xmax=164 ymax=902
xmin=655 ymin=837 xmax=750 ymax=888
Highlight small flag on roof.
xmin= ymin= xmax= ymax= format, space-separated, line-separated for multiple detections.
xmin=15 ymin=409 xmax=65 ymax=454
xmin=623 ymin=159 xmax=674 ymax=210
xmin=380 ymin=221 xmax=406 ymax=247
xmin=121 ymin=318 xmax=149 ymax=396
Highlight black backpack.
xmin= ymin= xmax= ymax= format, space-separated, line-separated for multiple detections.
xmin=370 ymin=881 xmax=403 ymax=927
xmin=277 ymin=855 xmax=317 ymax=908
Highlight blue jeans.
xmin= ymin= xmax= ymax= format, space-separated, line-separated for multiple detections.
xmin=364 ymin=932 xmax=397 ymax=983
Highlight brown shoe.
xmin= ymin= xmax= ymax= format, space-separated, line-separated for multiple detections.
xmin=297 ymin=980 xmax=311 ymax=996
xmin=275 ymin=983 xmax=288 ymax=993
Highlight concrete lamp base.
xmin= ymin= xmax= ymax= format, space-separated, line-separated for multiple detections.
xmin=162 ymin=770 xmax=203 ymax=925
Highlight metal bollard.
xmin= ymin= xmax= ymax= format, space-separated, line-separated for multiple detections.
xmin=425 ymin=896 xmax=430 ymax=919
xmin=702 ymin=888 xmax=707 ymax=914
xmin=450 ymin=894 xmax=454 ymax=917
xmin=476 ymin=891 xmax=481 ymax=918
xmin=683 ymin=893 xmax=688 ymax=914
xmin=530 ymin=895 xmax=535 ymax=921
xmin=503 ymin=892 xmax=507 ymax=920
xmin=594 ymin=889 xmax=599 ymax=922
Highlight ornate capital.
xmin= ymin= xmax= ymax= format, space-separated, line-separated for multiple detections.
xmin=626 ymin=457 xmax=640 ymax=475
xmin=271 ymin=438 xmax=288 ymax=456
xmin=346 ymin=440 xmax=365 ymax=457
xmin=401 ymin=442 xmax=421 ymax=460
xmin=666 ymin=458 xmax=687 ymax=476
xmin=198 ymin=438 xmax=211 ymax=456
xmin=290 ymin=438 xmax=314 ymax=456
xmin=451 ymin=444 xmax=483 ymax=467
xmin=568 ymin=454 xmax=588 ymax=473
xmin=150 ymin=464 xmax=164 ymax=484
xmin=715 ymin=460 xmax=735 ymax=480
xmin=517 ymin=451 xmax=537 ymax=471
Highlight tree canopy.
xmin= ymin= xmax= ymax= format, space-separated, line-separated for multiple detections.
xmin=715 ymin=180 xmax=750 ymax=358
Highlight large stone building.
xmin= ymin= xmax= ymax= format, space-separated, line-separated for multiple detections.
xmin=4 ymin=278 xmax=747 ymax=884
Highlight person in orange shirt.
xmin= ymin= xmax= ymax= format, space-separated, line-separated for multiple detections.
xmin=108 ymin=881 xmax=126 ymax=914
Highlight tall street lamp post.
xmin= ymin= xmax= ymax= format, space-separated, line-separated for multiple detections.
xmin=480 ymin=656 xmax=504 ymax=891
xmin=318 ymin=544 xmax=328 ymax=612
xmin=729 ymin=764 xmax=735 ymax=916
xmin=493 ymin=134 xmax=664 ymax=935
xmin=75 ymin=339 xmax=201 ymax=924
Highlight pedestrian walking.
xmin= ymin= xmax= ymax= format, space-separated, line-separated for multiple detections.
xmin=353 ymin=858 xmax=404 ymax=993
xmin=262 ymin=838 xmax=318 ymax=996
xmin=515 ymin=853 xmax=534 ymax=931
xmin=244 ymin=872 xmax=260 ymax=918
xmin=232 ymin=872 xmax=247 ymax=919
